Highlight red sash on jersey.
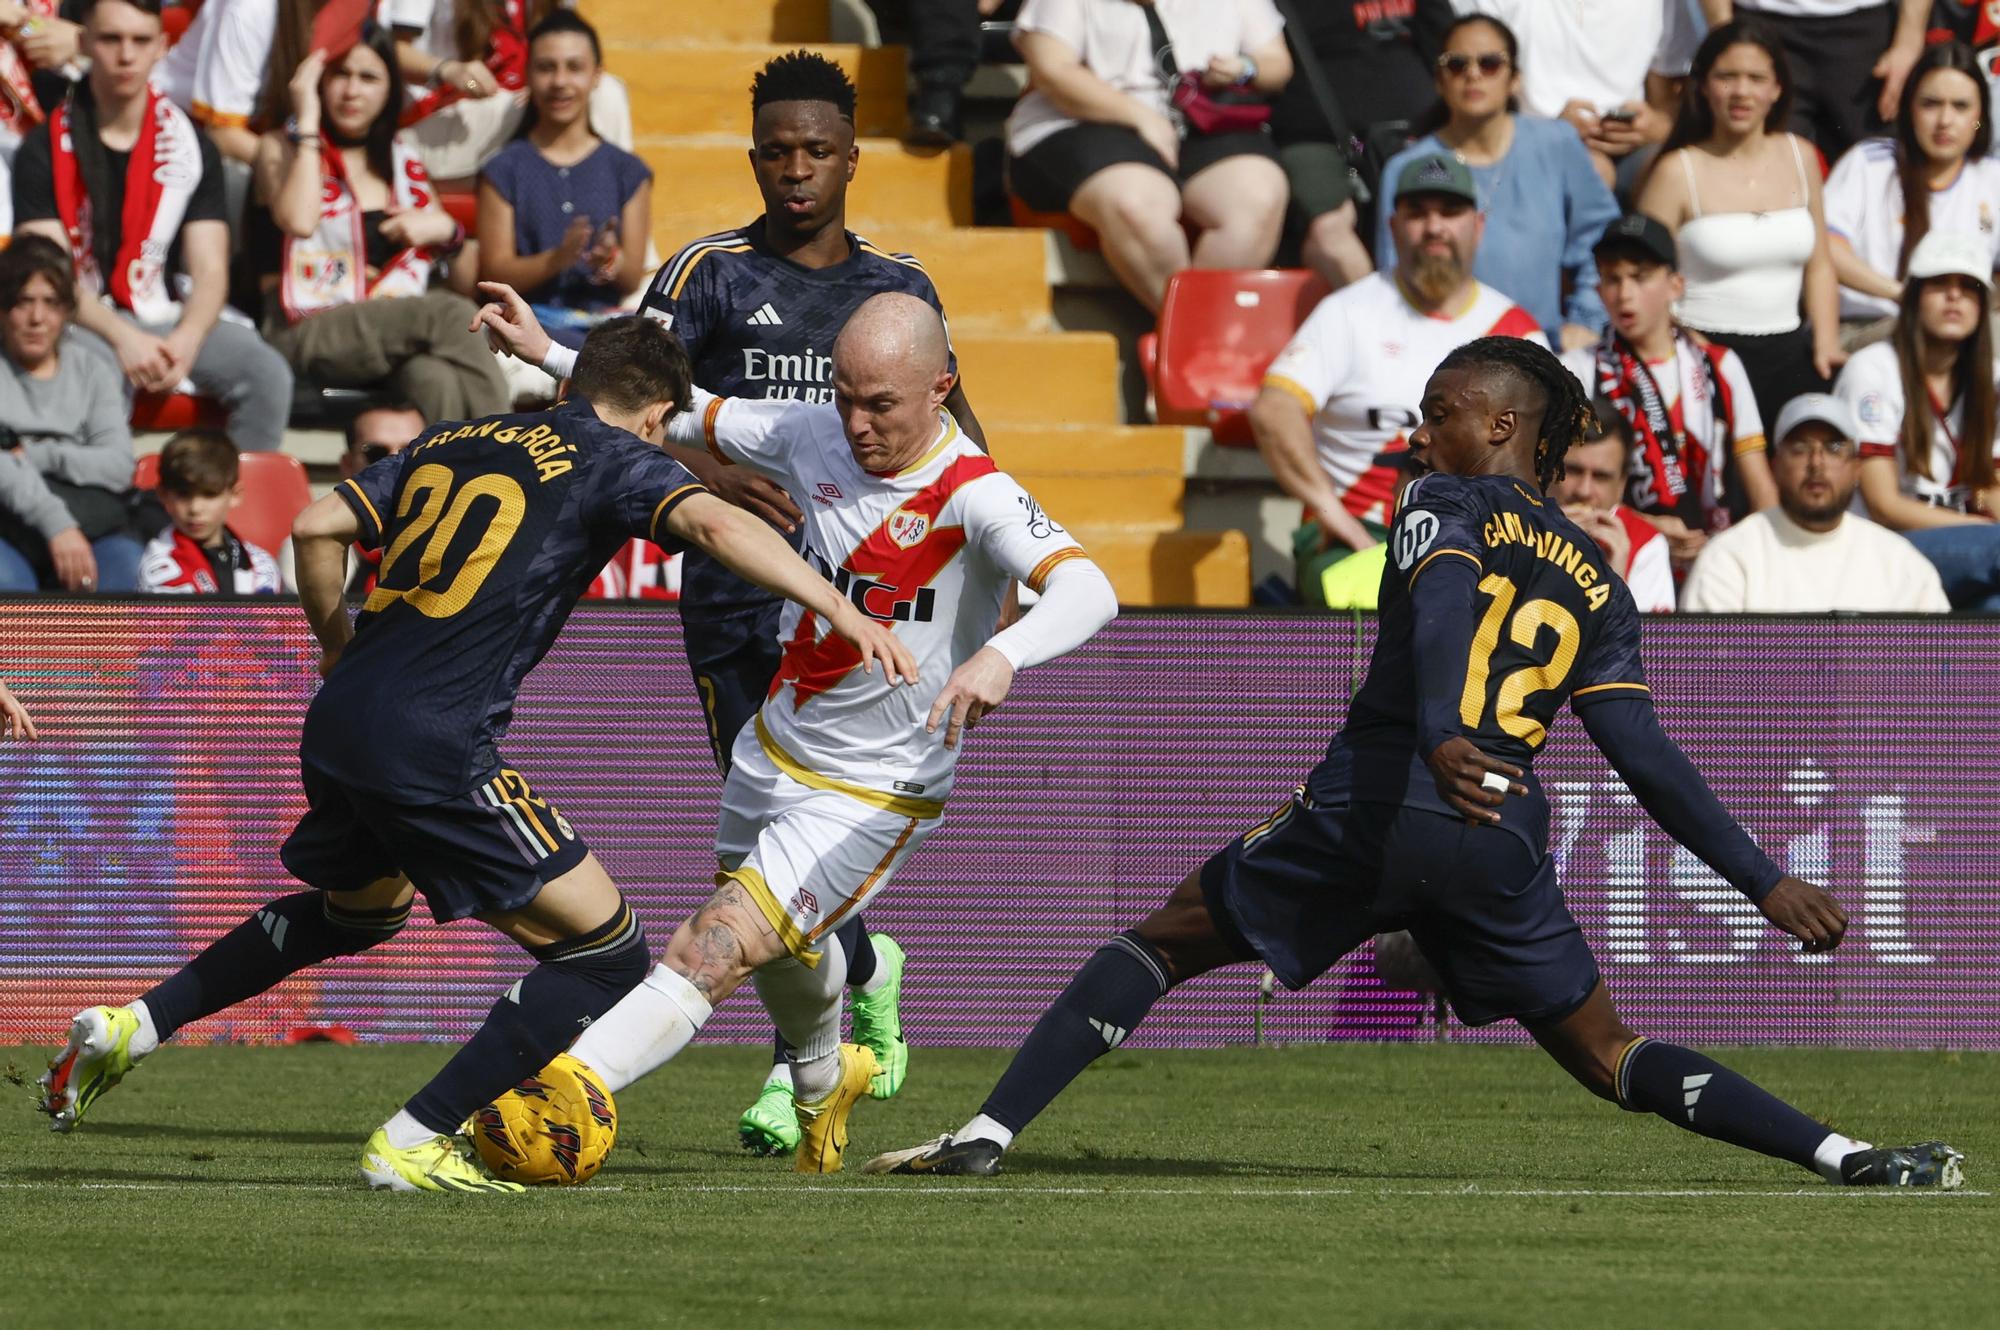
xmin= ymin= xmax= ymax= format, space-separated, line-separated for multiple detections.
xmin=772 ymin=454 xmax=996 ymax=710
xmin=1588 ymin=331 xmax=1734 ymax=530
xmin=49 ymin=87 xmax=202 ymax=324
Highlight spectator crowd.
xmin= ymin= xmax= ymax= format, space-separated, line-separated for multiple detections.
xmin=0 ymin=0 xmax=1993 ymax=615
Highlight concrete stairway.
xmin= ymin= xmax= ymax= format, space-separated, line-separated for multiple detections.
xmin=594 ymin=0 xmax=1251 ymax=606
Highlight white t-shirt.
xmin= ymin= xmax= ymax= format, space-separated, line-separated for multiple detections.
xmin=1263 ymin=272 xmax=1545 ymax=527
xmin=672 ymin=394 xmax=1097 ymax=804
xmin=384 ymin=0 xmax=459 ymax=62
xmin=154 ymin=0 xmax=280 ymax=130
xmin=1680 ymin=507 xmax=1950 ymax=611
xmin=1835 ymin=340 xmax=2000 ymax=511
xmin=1823 ymin=140 xmax=2000 ymax=320
xmin=1006 ymin=0 xmax=1285 ymax=156
xmin=1451 ymin=0 xmax=1680 ymax=119
xmin=1613 ymin=505 xmax=1679 ymax=611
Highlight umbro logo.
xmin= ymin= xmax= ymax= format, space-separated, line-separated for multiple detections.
xmin=747 ymin=302 xmax=784 ymax=326
xmin=1089 ymin=1018 xmax=1127 ymax=1049
xmin=812 ymin=481 xmax=842 ymax=507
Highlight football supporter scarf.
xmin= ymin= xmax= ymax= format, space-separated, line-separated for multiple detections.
xmin=280 ymin=136 xmax=439 ymax=325
xmin=149 ymin=527 xmax=278 ymax=594
xmin=1587 ymin=329 xmax=1734 ymax=529
xmin=0 ymin=0 xmax=58 ymax=142
xmin=401 ymin=0 xmax=531 ymax=124
xmin=49 ymin=85 xmax=201 ymax=325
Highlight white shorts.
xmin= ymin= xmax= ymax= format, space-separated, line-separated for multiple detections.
xmin=715 ymin=721 xmax=942 ymax=968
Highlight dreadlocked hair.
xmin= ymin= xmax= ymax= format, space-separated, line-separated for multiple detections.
xmin=1436 ymin=337 xmax=1600 ymax=491
xmin=750 ymin=50 xmax=858 ymax=122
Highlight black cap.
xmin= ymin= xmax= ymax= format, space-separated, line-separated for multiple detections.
xmin=1592 ymin=214 xmax=1677 ymax=269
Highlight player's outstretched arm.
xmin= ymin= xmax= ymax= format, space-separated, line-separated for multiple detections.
xmin=470 ymin=281 xmax=565 ymax=380
xmin=664 ymin=492 xmax=918 ymax=684
xmin=292 ymin=493 xmax=362 ymax=676
xmin=927 ymin=557 xmax=1118 ymax=748
xmin=1576 ymin=695 xmax=1848 ymax=951
xmin=0 ymin=678 xmax=38 ymax=741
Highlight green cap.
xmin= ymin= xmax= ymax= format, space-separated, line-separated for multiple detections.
xmin=1394 ymin=152 xmax=1479 ymax=207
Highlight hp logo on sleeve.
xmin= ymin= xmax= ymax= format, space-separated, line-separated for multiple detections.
xmin=1394 ymin=510 xmax=1439 ymax=571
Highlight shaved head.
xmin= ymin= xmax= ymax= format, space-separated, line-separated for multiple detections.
xmin=830 ymin=294 xmax=956 ymax=471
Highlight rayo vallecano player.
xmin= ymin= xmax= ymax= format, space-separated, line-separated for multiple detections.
xmin=488 ymin=51 xmax=983 ymax=1156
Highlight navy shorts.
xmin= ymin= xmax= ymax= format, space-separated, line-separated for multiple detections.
xmin=281 ymin=764 xmax=590 ymax=923
xmin=1199 ymin=792 xmax=1599 ymax=1027
xmin=682 ymin=601 xmax=784 ymax=773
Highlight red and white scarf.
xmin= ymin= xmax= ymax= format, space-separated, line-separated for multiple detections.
xmin=280 ymin=136 xmax=439 ymax=324
xmin=1587 ymin=329 xmax=1736 ymax=531
xmin=50 ymin=88 xmax=202 ymax=325
xmin=0 ymin=0 xmax=59 ymax=145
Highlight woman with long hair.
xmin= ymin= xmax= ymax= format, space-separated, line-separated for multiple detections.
xmin=1374 ymin=12 xmax=1618 ymax=351
xmin=1638 ymin=20 xmax=1843 ymax=435
xmin=476 ymin=11 xmax=650 ymax=348
xmin=252 ymin=25 xmax=509 ymax=421
xmin=1834 ymin=229 xmax=2000 ymax=609
xmin=1824 ymin=40 xmax=2000 ymax=348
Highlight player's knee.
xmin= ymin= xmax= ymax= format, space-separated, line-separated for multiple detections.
xmin=316 ymin=890 xmax=411 ymax=955
xmin=661 ymin=894 xmax=773 ymax=990
xmin=534 ymin=901 xmax=650 ymax=995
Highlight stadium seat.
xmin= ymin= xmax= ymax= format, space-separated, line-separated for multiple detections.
xmin=133 ymin=451 xmax=313 ymax=556
xmin=440 ymin=192 xmax=478 ymax=234
xmin=1146 ymin=268 xmax=1330 ymax=446
xmin=1007 ymin=194 xmax=1099 ymax=251
xmin=130 ymin=392 xmax=224 ymax=432
xmin=163 ymin=2 xmax=194 ymax=45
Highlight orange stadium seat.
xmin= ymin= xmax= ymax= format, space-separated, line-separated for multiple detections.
xmin=1147 ymin=268 xmax=1330 ymax=446
xmin=133 ymin=451 xmax=314 ymax=557
xmin=1007 ymin=193 xmax=1099 ymax=251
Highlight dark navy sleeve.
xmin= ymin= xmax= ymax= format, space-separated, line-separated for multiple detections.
xmin=1577 ymin=697 xmax=1784 ymax=902
xmin=1383 ymin=473 xmax=1486 ymax=596
xmin=1387 ymin=475 xmax=1489 ymax=755
xmin=639 ymin=242 xmax=718 ymax=361
xmin=588 ymin=441 xmax=707 ymax=553
xmin=334 ymin=448 xmax=412 ymax=550
xmin=1568 ymin=576 xmax=1649 ymax=704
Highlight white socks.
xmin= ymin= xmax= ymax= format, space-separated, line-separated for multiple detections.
xmin=791 ymin=1052 xmax=842 ymax=1103
xmin=1813 ymin=1131 xmax=1872 ymax=1184
xmin=763 ymin=1062 xmax=795 ymax=1091
xmin=382 ymin=1108 xmax=436 ymax=1150
xmin=127 ymin=999 xmax=160 ymax=1059
xmin=956 ymin=1113 xmax=1014 ymax=1150
xmin=567 ymin=963 xmax=714 ymax=1095
xmin=855 ymin=955 xmax=891 ymax=996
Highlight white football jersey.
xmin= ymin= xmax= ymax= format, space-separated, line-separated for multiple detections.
xmin=1262 ymin=273 xmax=1545 ymax=527
xmin=683 ymin=395 xmax=1089 ymax=804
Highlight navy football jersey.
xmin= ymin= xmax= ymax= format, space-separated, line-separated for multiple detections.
xmin=639 ymin=217 xmax=956 ymax=619
xmin=1315 ymin=471 xmax=1649 ymax=851
xmin=303 ymin=397 xmax=706 ymax=801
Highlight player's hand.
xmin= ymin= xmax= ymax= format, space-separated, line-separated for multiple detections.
xmin=825 ymin=603 xmax=918 ymax=686
xmin=470 ymin=281 xmax=553 ymax=367
xmin=1425 ymin=735 xmax=1526 ymax=826
xmin=927 ymin=645 xmax=1014 ymax=749
xmin=1757 ymin=875 xmax=1848 ymax=954
xmin=0 ymin=679 xmax=38 ymax=741
xmin=47 ymin=526 xmax=98 ymax=592
xmin=691 ymin=455 xmax=804 ymax=534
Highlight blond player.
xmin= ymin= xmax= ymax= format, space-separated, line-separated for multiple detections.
xmin=475 ymin=287 xmax=1119 ymax=1171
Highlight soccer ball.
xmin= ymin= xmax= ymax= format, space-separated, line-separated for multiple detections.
xmin=471 ymin=1053 xmax=618 ymax=1185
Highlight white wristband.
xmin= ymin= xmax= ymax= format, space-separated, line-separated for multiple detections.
xmin=540 ymin=342 xmax=578 ymax=380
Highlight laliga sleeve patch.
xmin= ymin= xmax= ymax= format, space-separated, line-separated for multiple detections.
xmin=1394 ymin=509 xmax=1440 ymax=571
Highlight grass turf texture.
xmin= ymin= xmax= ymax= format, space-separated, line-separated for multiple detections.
xmin=1 ymin=1044 xmax=1992 ymax=1329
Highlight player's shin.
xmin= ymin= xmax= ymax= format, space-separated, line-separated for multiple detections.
xmin=1614 ymin=1037 xmax=1850 ymax=1178
xmin=972 ymin=930 xmax=1174 ymax=1148
xmin=398 ymin=905 xmax=648 ymax=1138
xmin=141 ymin=891 xmax=410 ymax=1043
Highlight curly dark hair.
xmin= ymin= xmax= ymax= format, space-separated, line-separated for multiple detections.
xmin=1436 ymin=337 xmax=1600 ymax=490
xmin=750 ymin=49 xmax=857 ymax=122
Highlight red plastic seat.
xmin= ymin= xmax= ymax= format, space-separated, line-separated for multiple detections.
xmin=1147 ymin=268 xmax=1330 ymax=446
xmin=1007 ymin=194 xmax=1100 ymax=251
xmin=133 ymin=451 xmax=314 ymax=556
xmin=163 ymin=2 xmax=195 ymax=46
xmin=439 ymin=192 xmax=478 ymax=234
xmin=130 ymin=392 xmax=224 ymax=432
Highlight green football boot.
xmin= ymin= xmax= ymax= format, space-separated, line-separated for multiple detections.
xmin=737 ymin=1077 xmax=803 ymax=1156
xmin=848 ymin=933 xmax=908 ymax=1100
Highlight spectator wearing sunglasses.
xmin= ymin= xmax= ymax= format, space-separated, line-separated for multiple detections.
xmin=337 ymin=398 xmax=425 ymax=596
xmin=1375 ymin=13 xmax=1618 ymax=351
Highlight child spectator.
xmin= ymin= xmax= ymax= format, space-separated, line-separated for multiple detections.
xmin=1824 ymin=41 xmax=2000 ymax=348
xmin=1833 ymin=230 xmax=2000 ymax=609
xmin=250 ymin=28 xmax=509 ymax=423
xmin=9 ymin=0 xmax=293 ymax=452
xmin=476 ymin=12 xmax=650 ymax=349
xmin=138 ymin=426 xmax=283 ymax=593
xmin=0 ymin=234 xmax=144 ymax=593
xmin=1563 ymin=214 xmax=1774 ymax=572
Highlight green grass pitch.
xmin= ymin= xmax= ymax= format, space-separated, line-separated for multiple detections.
xmin=2 ymin=1043 xmax=1993 ymax=1329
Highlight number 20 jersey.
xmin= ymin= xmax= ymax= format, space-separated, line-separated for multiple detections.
xmin=1316 ymin=471 xmax=1649 ymax=853
xmin=304 ymin=398 xmax=706 ymax=802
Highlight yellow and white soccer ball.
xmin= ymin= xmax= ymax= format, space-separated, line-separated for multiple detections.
xmin=471 ymin=1052 xmax=618 ymax=1185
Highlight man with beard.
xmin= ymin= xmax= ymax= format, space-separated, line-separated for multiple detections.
xmin=1681 ymin=393 xmax=1949 ymax=611
xmin=1248 ymin=153 xmax=1545 ymax=605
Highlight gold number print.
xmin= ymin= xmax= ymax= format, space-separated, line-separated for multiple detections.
xmin=364 ymin=463 xmax=527 ymax=619
xmin=1457 ymin=573 xmax=1582 ymax=748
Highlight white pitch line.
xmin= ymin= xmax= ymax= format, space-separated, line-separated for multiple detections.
xmin=0 ymin=1181 xmax=1985 ymax=1199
